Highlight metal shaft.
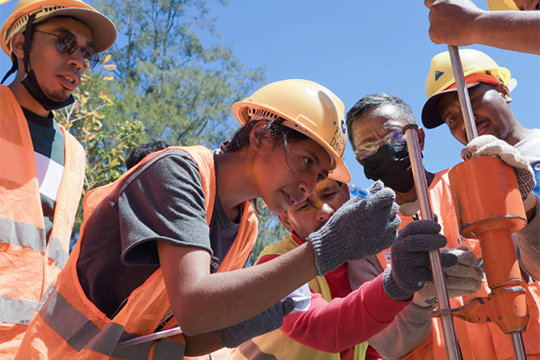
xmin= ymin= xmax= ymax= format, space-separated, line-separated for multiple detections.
xmin=116 ymin=326 xmax=182 ymax=349
xmin=403 ymin=125 xmax=462 ymax=360
xmin=511 ymin=332 xmax=528 ymax=360
xmin=447 ymin=45 xmax=477 ymax=143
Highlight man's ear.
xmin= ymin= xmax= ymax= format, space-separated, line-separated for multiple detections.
xmin=277 ymin=212 xmax=295 ymax=233
xmin=496 ymin=82 xmax=512 ymax=104
xmin=249 ymin=121 xmax=268 ymax=151
xmin=339 ymin=182 xmax=350 ymax=201
xmin=10 ymin=33 xmax=26 ymax=60
xmin=417 ymin=127 xmax=426 ymax=151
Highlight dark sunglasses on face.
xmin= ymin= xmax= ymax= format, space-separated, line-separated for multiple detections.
xmin=33 ymin=29 xmax=99 ymax=69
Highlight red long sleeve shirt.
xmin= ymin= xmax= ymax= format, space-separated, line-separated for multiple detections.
xmin=257 ymin=233 xmax=411 ymax=360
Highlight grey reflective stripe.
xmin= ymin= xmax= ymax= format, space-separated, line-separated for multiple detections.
xmin=39 ymin=285 xmax=131 ymax=355
xmin=238 ymin=340 xmax=279 ymax=360
xmin=152 ymin=338 xmax=185 ymax=359
xmin=0 ymin=294 xmax=37 ymax=325
xmin=0 ymin=218 xmax=45 ymax=252
xmin=112 ymin=338 xmax=185 ymax=360
xmin=48 ymin=237 xmax=68 ymax=269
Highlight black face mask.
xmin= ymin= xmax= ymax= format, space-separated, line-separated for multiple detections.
xmin=360 ymin=141 xmax=416 ymax=193
xmin=21 ymin=70 xmax=75 ymax=111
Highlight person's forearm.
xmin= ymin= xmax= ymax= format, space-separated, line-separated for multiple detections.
xmin=281 ymin=274 xmax=410 ymax=353
xmin=160 ymin=241 xmax=317 ymax=336
xmin=367 ymin=303 xmax=433 ymax=358
xmin=473 ymin=11 xmax=540 ymax=55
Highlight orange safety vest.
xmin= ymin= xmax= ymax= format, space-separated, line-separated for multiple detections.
xmin=0 ymin=85 xmax=85 ymax=358
xmin=376 ymin=169 xmax=540 ymax=360
xmin=16 ymin=146 xmax=258 ymax=359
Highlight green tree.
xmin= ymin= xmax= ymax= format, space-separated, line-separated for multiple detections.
xmin=91 ymin=0 xmax=264 ymax=146
xmin=250 ymin=205 xmax=289 ymax=266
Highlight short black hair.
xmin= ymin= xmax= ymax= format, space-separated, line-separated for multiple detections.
xmin=346 ymin=93 xmax=416 ymax=146
xmin=125 ymin=138 xmax=171 ymax=169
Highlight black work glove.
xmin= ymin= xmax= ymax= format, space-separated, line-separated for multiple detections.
xmin=309 ymin=181 xmax=401 ymax=276
xmin=219 ymin=298 xmax=295 ymax=348
xmin=383 ymin=220 xmax=458 ymax=301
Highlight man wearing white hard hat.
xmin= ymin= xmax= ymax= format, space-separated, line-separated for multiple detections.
xmin=424 ymin=0 xmax=539 ymax=54
xmin=0 ymin=0 xmax=116 ymax=357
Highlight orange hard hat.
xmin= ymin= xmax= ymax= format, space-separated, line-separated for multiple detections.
xmin=1 ymin=0 xmax=116 ymax=56
xmin=233 ymin=79 xmax=351 ymax=183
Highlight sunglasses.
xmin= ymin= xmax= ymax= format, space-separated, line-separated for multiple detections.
xmin=354 ymin=129 xmax=407 ymax=160
xmin=34 ymin=30 xmax=99 ymax=69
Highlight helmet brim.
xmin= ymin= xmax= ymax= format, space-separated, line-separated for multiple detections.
xmin=421 ymin=82 xmax=482 ymax=129
xmin=32 ymin=8 xmax=116 ymax=54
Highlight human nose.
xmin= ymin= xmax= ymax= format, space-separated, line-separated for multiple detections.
xmin=67 ymin=47 xmax=85 ymax=71
xmin=299 ymin=177 xmax=317 ymax=198
xmin=316 ymin=203 xmax=335 ymax=222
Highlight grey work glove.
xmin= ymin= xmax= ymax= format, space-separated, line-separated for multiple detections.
xmin=309 ymin=181 xmax=401 ymax=276
xmin=412 ymin=245 xmax=483 ymax=308
xmin=219 ymin=298 xmax=295 ymax=348
xmin=383 ymin=220 xmax=458 ymax=301
xmin=461 ymin=135 xmax=535 ymax=201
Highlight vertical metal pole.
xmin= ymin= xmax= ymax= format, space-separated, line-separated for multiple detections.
xmin=402 ymin=124 xmax=462 ymax=360
xmin=447 ymin=45 xmax=528 ymax=360
xmin=447 ymin=46 xmax=477 ymax=143
xmin=511 ymin=332 xmax=528 ymax=360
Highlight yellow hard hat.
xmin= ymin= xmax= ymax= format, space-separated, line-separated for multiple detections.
xmin=421 ymin=49 xmax=511 ymax=129
xmin=232 ymin=79 xmax=351 ymax=184
xmin=1 ymin=0 xmax=117 ymax=56
xmin=486 ymin=0 xmax=519 ymax=10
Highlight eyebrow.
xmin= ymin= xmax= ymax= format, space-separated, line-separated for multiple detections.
xmin=53 ymin=26 xmax=95 ymax=49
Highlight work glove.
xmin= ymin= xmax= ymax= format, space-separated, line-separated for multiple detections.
xmin=219 ymin=298 xmax=295 ymax=348
xmin=309 ymin=181 xmax=401 ymax=276
xmin=412 ymin=245 xmax=483 ymax=308
xmin=461 ymin=135 xmax=535 ymax=201
xmin=383 ymin=220 xmax=458 ymax=301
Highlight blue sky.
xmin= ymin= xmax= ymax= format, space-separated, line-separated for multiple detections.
xmin=2 ymin=0 xmax=539 ymax=189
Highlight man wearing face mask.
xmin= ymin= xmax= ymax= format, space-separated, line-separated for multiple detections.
xmin=346 ymin=93 xmax=540 ymax=360
xmin=0 ymin=0 xmax=116 ymax=357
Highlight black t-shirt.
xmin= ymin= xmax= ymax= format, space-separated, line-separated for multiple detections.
xmin=77 ymin=149 xmax=241 ymax=318
xmin=23 ymin=108 xmax=65 ymax=241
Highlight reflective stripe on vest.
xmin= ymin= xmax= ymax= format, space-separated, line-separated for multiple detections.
xmin=0 ymin=85 xmax=85 ymax=358
xmin=16 ymin=146 xmax=258 ymax=359
xmin=234 ymin=235 xmax=367 ymax=360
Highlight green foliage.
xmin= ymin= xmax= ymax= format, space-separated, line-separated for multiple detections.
xmin=248 ymin=204 xmax=289 ymax=266
xmin=91 ymin=0 xmax=264 ymax=147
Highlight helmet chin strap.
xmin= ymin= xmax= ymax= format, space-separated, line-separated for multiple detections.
xmin=1 ymin=13 xmax=75 ymax=111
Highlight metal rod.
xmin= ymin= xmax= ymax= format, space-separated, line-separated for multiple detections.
xmin=447 ymin=45 xmax=528 ymax=359
xmin=403 ymin=124 xmax=463 ymax=360
xmin=447 ymin=45 xmax=478 ymax=143
xmin=116 ymin=326 xmax=182 ymax=349
xmin=511 ymin=332 xmax=528 ymax=360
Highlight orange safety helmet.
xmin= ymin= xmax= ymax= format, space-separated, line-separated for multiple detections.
xmin=421 ymin=49 xmax=512 ymax=129
xmin=1 ymin=0 xmax=116 ymax=56
xmin=232 ymin=79 xmax=351 ymax=183
xmin=486 ymin=0 xmax=519 ymax=10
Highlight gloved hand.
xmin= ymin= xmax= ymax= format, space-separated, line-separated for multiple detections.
xmin=412 ymin=245 xmax=483 ymax=308
xmin=383 ymin=220 xmax=458 ymax=301
xmin=309 ymin=181 xmax=401 ymax=276
xmin=461 ymin=135 xmax=535 ymax=201
xmin=219 ymin=298 xmax=295 ymax=348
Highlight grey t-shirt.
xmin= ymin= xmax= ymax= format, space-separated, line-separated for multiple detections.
xmin=77 ymin=149 xmax=241 ymax=318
